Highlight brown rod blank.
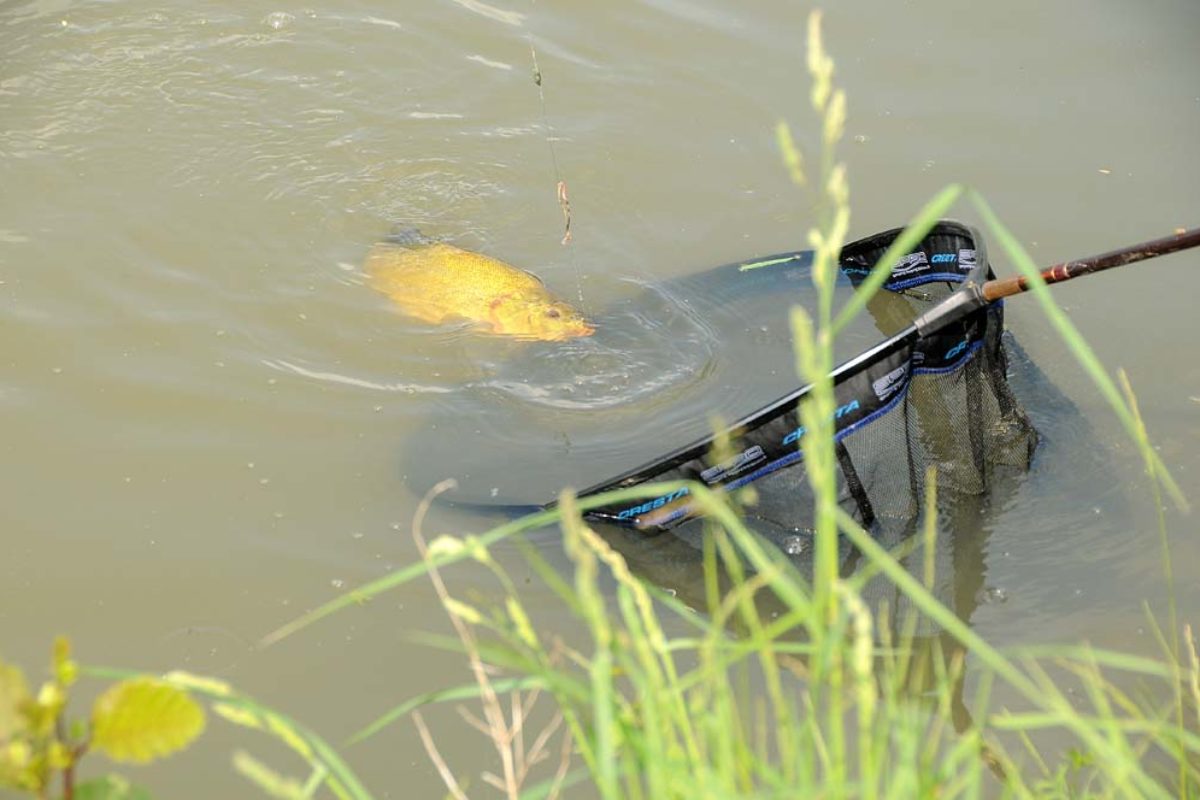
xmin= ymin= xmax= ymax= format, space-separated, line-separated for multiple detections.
xmin=982 ymin=227 xmax=1200 ymax=302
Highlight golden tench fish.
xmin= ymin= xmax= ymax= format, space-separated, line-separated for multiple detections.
xmin=365 ymin=231 xmax=594 ymax=342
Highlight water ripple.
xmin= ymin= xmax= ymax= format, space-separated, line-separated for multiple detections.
xmin=261 ymin=358 xmax=456 ymax=394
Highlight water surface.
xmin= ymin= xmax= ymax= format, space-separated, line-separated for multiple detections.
xmin=2 ymin=0 xmax=1198 ymax=795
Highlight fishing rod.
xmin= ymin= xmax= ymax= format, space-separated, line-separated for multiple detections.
xmin=981 ymin=226 xmax=1200 ymax=301
xmin=910 ymin=226 xmax=1200 ymax=338
xmin=572 ymin=224 xmax=1200 ymax=523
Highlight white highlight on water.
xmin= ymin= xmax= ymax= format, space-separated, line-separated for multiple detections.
xmin=361 ymin=16 xmax=403 ymax=30
xmin=448 ymin=0 xmax=525 ymax=26
xmin=262 ymin=358 xmax=454 ymax=394
xmin=466 ymin=54 xmax=513 ymax=71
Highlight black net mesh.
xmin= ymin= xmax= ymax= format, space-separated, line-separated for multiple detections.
xmin=579 ymin=221 xmax=1038 ymax=539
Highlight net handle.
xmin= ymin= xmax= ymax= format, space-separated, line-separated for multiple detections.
xmin=981 ymin=227 xmax=1200 ymax=302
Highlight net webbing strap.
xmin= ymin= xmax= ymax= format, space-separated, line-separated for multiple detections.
xmin=836 ymin=439 xmax=875 ymax=527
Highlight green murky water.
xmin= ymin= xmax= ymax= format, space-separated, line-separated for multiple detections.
xmin=2 ymin=0 xmax=1198 ymax=794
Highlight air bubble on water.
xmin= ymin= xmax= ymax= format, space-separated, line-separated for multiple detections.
xmin=853 ymin=134 xmax=869 ymax=143
xmin=782 ymin=536 xmax=805 ymax=556
xmin=330 ymin=578 xmax=345 ymax=589
xmin=264 ymin=11 xmax=295 ymax=30
xmin=490 ymin=487 xmax=499 ymax=497
xmin=351 ymin=531 xmax=364 ymax=540
xmin=978 ymin=586 xmax=1008 ymax=604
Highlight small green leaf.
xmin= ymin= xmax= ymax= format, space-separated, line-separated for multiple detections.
xmin=73 ymin=774 xmax=153 ymax=800
xmin=0 ymin=659 xmax=32 ymax=739
xmin=29 ymin=681 xmax=66 ymax=736
xmin=91 ymin=678 xmax=205 ymax=764
xmin=69 ymin=718 xmax=88 ymax=740
xmin=53 ymin=636 xmax=78 ymax=689
xmin=1 ymin=739 xmax=38 ymax=791
xmin=46 ymin=740 xmax=71 ymax=770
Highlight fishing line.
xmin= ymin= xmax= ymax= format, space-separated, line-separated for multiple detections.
xmin=526 ymin=28 xmax=587 ymax=309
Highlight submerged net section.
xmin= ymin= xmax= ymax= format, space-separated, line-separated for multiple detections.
xmin=578 ymin=221 xmax=1038 ymax=541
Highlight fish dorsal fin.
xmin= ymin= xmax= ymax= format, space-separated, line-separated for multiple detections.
xmin=384 ymin=225 xmax=432 ymax=246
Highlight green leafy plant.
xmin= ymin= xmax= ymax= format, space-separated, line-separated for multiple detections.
xmin=1 ymin=640 xmax=374 ymax=800
xmin=82 ymin=667 xmax=374 ymax=800
xmin=0 ymin=637 xmax=203 ymax=800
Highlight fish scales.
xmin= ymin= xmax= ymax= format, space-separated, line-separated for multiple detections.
xmin=365 ymin=240 xmax=593 ymax=342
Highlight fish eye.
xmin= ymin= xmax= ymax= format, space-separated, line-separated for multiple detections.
xmin=545 ymin=308 xmax=562 ymax=319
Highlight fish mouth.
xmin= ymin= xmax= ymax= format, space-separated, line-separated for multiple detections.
xmin=530 ymin=323 xmax=593 ymax=342
xmin=486 ymin=316 xmax=595 ymax=341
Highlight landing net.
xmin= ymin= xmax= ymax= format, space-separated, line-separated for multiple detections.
xmin=577 ymin=221 xmax=1039 ymax=538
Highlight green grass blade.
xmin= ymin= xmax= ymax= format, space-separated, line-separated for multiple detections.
xmin=259 ymin=484 xmax=714 ymax=647
xmin=345 ymin=676 xmax=544 ymax=746
xmin=970 ymin=192 xmax=1188 ymax=511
